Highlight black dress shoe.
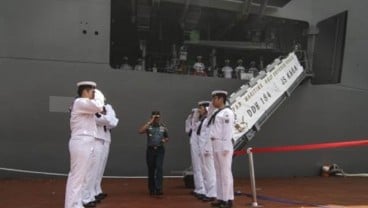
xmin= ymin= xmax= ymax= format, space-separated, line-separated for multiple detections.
xmin=218 ymin=201 xmax=232 ymax=208
xmin=196 ymin=194 xmax=206 ymax=200
xmin=155 ymin=190 xmax=163 ymax=196
xmin=211 ymin=200 xmax=224 ymax=207
xmin=202 ymin=196 xmax=216 ymax=202
xmin=227 ymin=200 xmax=233 ymax=208
xmin=191 ymin=191 xmax=201 ymax=197
xmin=211 ymin=200 xmax=227 ymax=208
xmin=83 ymin=201 xmax=96 ymax=208
xmin=95 ymin=192 xmax=107 ymax=200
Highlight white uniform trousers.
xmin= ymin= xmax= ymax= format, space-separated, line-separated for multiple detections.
xmin=65 ymin=136 xmax=95 ymax=208
xmin=200 ymin=151 xmax=217 ymax=198
xmin=81 ymin=138 xmax=104 ymax=203
xmin=94 ymin=140 xmax=111 ymax=195
xmin=213 ymin=150 xmax=234 ymax=201
xmin=190 ymin=140 xmax=205 ymax=194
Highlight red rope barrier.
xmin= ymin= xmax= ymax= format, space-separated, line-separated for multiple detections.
xmin=234 ymin=139 xmax=368 ymax=156
xmin=234 ymin=149 xmax=247 ymax=156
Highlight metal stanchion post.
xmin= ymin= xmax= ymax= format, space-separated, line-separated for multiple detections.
xmin=247 ymin=147 xmax=260 ymax=207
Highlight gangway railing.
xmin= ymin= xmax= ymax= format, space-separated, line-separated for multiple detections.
xmin=182 ymin=52 xmax=307 ymax=186
xmin=229 ymin=52 xmax=308 ymax=151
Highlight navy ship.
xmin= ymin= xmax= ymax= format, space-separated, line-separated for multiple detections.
xmin=0 ymin=0 xmax=367 ymax=178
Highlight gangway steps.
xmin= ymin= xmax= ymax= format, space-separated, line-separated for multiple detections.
xmin=230 ymin=53 xmax=307 ymax=151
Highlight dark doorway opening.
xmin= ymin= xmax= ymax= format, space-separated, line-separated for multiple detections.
xmin=312 ymin=11 xmax=348 ymax=84
xmin=110 ymin=0 xmax=140 ymax=69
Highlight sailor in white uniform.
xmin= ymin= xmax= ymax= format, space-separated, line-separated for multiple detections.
xmin=92 ymin=89 xmax=119 ymax=201
xmin=82 ymin=89 xmax=119 ymax=205
xmin=208 ymin=90 xmax=235 ymax=208
xmin=65 ymin=81 xmax=103 ymax=208
xmin=189 ymin=107 xmax=206 ymax=198
xmin=197 ymin=101 xmax=217 ymax=202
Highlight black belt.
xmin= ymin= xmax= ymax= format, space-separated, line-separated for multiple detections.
xmin=148 ymin=145 xmax=163 ymax=150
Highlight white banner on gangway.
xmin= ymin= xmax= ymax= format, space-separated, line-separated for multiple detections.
xmin=231 ymin=53 xmax=304 ymax=141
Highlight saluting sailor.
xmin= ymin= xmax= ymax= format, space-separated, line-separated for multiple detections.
xmin=139 ymin=111 xmax=169 ymax=196
xmin=197 ymin=101 xmax=217 ymax=202
xmin=92 ymin=89 xmax=119 ymax=202
xmin=81 ymin=89 xmax=105 ymax=206
xmin=189 ymin=107 xmax=206 ymax=199
xmin=65 ymin=81 xmax=103 ymax=208
xmin=207 ymin=90 xmax=235 ymax=208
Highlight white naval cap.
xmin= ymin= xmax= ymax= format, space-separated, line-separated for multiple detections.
xmin=94 ymin=89 xmax=105 ymax=105
xmin=76 ymin=81 xmax=97 ymax=87
xmin=198 ymin=101 xmax=211 ymax=106
xmin=211 ymin=90 xmax=228 ymax=96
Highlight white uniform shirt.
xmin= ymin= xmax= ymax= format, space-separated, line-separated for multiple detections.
xmin=189 ymin=109 xmax=200 ymax=144
xmin=95 ymin=104 xmax=119 ymax=142
xmin=179 ymin=51 xmax=188 ymax=61
xmin=249 ymin=67 xmax=259 ymax=76
xmin=193 ymin=62 xmax=205 ymax=73
xmin=197 ymin=118 xmax=210 ymax=151
xmin=152 ymin=66 xmax=158 ymax=73
xmin=208 ymin=108 xmax=235 ymax=152
xmin=190 ymin=120 xmax=200 ymax=146
xmin=222 ymin=66 xmax=233 ymax=79
xmin=235 ymin=66 xmax=245 ymax=74
xmin=134 ymin=64 xmax=143 ymax=71
xmin=70 ymin=98 xmax=103 ymax=138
